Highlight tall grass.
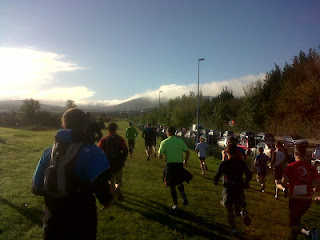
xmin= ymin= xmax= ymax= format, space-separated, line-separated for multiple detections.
xmin=0 ymin=123 xmax=319 ymax=240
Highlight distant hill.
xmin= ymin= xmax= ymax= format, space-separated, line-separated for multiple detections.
xmin=0 ymin=97 xmax=167 ymax=113
xmin=0 ymin=100 xmax=66 ymax=113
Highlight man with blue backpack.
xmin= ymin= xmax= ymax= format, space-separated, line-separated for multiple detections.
xmin=32 ymin=108 xmax=113 ymax=240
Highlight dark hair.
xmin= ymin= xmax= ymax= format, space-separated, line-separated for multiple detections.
xmin=61 ymin=108 xmax=87 ymax=142
xmin=108 ymin=122 xmax=118 ymax=132
xmin=227 ymin=143 xmax=237 ymax=156
xmin=275 ymin=141 xmax=282 ymax=149
xmin=129 ymin=122 xmax=133 ymax=126
xmin=167 ymin=126 xmax=176 ymax=135
xmin=228 ymin=137 xmax=238 ymax=144
xmin=294 ymin=145 xmax=307 ymax=157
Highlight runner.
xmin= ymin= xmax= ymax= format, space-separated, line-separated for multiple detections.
xmin=271 ymin=141 xmax=287 ymax=199
xmin=221 ymin=137 xmax=245 ymax=161
xmin=125 ymin=122 xmax=138 ymax=158
xmin=142 ymin=123 xmax=156 ymax=161
xmin=214 ymin=143 xmax=252 ymax=235
xmin=32 ymin=108 xmax=113 ymax=240
xmin=254 ymin=147 xmax=270 ymax=192
xmin=282 ymin=145 xmax=320 ymax=239
xmin=195 ymin=135 xmax=209 ymax=175
xmin=99 ymin=122 xmax=128 ymax=201
xmin=158 ymin=126 xmax=192 ymax=210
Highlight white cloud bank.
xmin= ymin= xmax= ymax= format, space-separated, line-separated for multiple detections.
xmin=0 ymin=47 xmax=94 ymax=103
xmin=0 ymin=47 xmax=265 ymax=107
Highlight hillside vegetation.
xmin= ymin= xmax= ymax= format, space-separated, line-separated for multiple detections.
xmin=0 ymin=121 xmax=320 ymax=239
xmin=134 ymin=48 xmax=320 ymax=139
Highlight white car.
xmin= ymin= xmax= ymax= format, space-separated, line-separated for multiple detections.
xmin=218 ymin=137 xmax=228 ymax=148
xmin=251 ymin=142 xmax=275 ymax=159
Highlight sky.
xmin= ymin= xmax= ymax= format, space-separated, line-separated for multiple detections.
xmin=0 ymin=0 xmax=319 ymax=106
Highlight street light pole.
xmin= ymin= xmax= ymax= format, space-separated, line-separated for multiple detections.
xmin=197 ymin=58 xmax=204 ymax=141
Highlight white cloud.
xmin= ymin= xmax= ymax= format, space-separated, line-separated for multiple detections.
xmin=0 ymin=47 xmax=265 ymax=107
xmin=117 ymin=73 xmax=266 ymax=103
xmin=0 ymin=47 xmax=88 ymax=102
xmin=78 ymin=73 xmax=265 ymax=106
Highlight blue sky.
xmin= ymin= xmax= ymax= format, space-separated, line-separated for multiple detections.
xmin=0 ymin=0 xmax=319 ymax=106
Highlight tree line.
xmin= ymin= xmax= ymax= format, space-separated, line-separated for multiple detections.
xmin=132 ymin=47 xmax=320 ymax=139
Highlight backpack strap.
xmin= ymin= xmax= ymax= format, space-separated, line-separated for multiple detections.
xmin=46 ymin=142 xmax=82 ymax=197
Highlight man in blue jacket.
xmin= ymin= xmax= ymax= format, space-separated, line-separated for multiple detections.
xmin=33 ymin=108 xmax=113 ymax=240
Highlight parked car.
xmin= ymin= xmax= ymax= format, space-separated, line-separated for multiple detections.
xmin=237 ymin=139 xmax=255 ymax=154
xmin=255 ymin=133 xmax=275 ymax=144
xmin=222 ymin=130 xmax=234 ymax=138
xmin=239 ymin=131 xmax=255 ymax=140
xmin=251 ymin=142 xmax=275 ymax=159
xmin=184 ymin=130 xmax=196 ymax=139
xmin=283 ymin=135 xmax=308 ymax=148
xmin=311 ymin=145 xmax=320 ymax=174
xmin=218 ymin=137 xmax=228 ymax=148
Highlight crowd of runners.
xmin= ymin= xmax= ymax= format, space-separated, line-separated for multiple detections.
xmin=32 ymin=108 xmax=320 ymax=240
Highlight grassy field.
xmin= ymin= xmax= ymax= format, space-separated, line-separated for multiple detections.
xmin=0 ymin=121 xmax=319 ymax=240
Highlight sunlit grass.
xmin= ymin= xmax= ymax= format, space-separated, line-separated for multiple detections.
xmin=0 ymin=123 xmax=319 ymax=240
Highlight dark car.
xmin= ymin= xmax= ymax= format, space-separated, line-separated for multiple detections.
xmin=239 ymin=131 xmax=255 ymax=140
xmin=283 ymin=135 xmax=308 ymax=148
xmin=255 ymin=133 xmax=275 ymax=144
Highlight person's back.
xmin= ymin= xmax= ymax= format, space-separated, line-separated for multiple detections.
xmin=218 ymin=157 xmax=251 ymax=188
xmin=98 ymin=122 xmax=128 ymax=201
xmin=125 ymin=125 xmax=138 ymax=140
xmin=255 ymin=153 xmax=269 ymax=173
xmin=32 ymin=108 xmax=113 ymax=240
xmin=159 ymin=136 xmax=187 ymax=163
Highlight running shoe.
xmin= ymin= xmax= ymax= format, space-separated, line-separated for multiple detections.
xmin=240 ymin=210 xmax=251 ymax=226
xmin=182 ymin=193 xmax=188 ymax=206
xmin=172 ymin=205 xmax=179 ymax=210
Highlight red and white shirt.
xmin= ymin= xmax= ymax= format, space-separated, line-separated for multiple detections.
xmin=283 ymin=160 xmax=318 ymax=198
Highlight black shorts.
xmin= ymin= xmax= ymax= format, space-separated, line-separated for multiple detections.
xmin=289 ymin=198 xmax=312 ymax=227
xmin=145 ymin=141 xmax=153 ymax=148
xmin=274 ymin=164 xmax=283 ymax=180
xmin=199 ymin=157 xmax=206 ymax=162
xmin=163 ymin=163 xmax=193 ymax=187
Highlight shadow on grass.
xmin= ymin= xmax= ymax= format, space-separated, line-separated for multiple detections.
xmin=0 ymin=197 xmax=42 ymax=228
xmin=116 ymin=192 xmax=232 ymax=239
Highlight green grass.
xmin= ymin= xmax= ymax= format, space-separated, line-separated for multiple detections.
xmin=0 ymin=122 xmax=319 ymax=240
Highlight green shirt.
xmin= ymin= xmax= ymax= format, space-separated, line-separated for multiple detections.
xmin=125 ymin=127 xmax=138 ymax=140
xmin=158 ymin=136 xmax=188 ymax=163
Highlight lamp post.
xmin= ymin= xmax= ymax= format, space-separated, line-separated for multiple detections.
xmin=158 ymin=91 xmax=162 ymax=127
xmin=197 ymin=58 xmax=204 ymax=140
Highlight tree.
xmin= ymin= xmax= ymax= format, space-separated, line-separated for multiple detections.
xmin=19 ymin=98 xmax=40 ymax=123
xmin=66 ymin=99 xmax=77 ymax=109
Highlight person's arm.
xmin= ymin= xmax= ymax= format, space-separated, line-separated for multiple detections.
xmin=134 ymin=128 xmax=138 ymax=138
xmin=92 ymin=170 xmax=114 ymax=210
xmin=214 ymin=162 xmax=225 ymax=185
xmin=184 ymin=150 xmax=190 ymax=166
xmin=98 ymin=138 xmax=105 ymax=153
xmin=243 ymin=162 xmax=253 ymax=185
xmin=32 ymin=147 xmax=52 ymax=196
xmin=271 ymin=151 xmax=276 ymax=167
xmin=120 ymin=137 xmax=128 ymax=161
